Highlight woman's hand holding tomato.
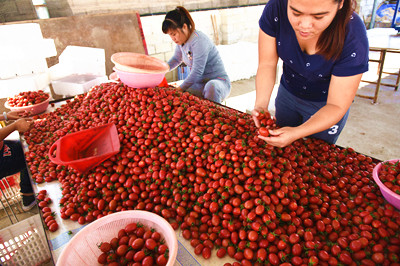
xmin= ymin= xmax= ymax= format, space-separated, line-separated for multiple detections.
xmin=251 ymin=108 xmax=266 ymax=128
xmin=252 ymin=109 xmax=274 ymax=127
xmin=14 ymin=118 xmax=34 ymax=133
xmin=258 ymin=126 xmax=299 ymax=148
xmin=252 ymin=108 xmax=293 ymax=147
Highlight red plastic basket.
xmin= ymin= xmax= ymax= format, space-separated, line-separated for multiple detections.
xmin=48 ymin=123 xmax=120 ymax=173
xmin=0 ymin=174 xmax=18 ymax=190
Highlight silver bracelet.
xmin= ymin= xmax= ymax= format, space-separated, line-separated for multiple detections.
xmin=3 ymin=111 xmax=7 ymax=121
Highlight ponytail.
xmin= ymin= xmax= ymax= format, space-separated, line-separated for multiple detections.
xmin=162 ymin=6 xmax=195 ymax=34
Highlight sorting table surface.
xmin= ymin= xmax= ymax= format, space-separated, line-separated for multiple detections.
xmin=22 ymin=89 xmax=393 ymax=266
xmin=25 ymin=100 xmax=236 ymax=266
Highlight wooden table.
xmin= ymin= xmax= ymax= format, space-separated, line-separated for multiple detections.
xmin=358 ymin=28 xmax=400 ymax=103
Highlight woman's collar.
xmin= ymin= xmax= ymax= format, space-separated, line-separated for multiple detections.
xmin=182 ymin=30 xmax=197 ymax=46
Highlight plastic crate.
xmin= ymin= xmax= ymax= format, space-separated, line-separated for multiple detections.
xmin=0 ymin=174 xmax=21 ymax=209
xmin=0 ymin=175 xmax=18 ymax=190
xmin=51 ymin=74 xmax=108 ymax=96
xmin=0 ymin=23 xmax=56 ymax=79
xmin=0 ymin=214 xmax=51 ymax=265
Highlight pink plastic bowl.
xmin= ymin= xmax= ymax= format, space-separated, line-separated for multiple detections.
xmin=111 ymin=52 xmax=169 ymax=74
xmin=373 ymin=159 xmax=400 ymax=210
xmin=113 ymin=67 xmax=166 ymax=89
xmin=57 ymin=210 xmax=178 ymax=266
xmin=4 ymin=96 xmax=50 ymax=116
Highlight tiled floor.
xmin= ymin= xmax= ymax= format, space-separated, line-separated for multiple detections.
xmin=0 ymin=200 xmax=39 ymax=226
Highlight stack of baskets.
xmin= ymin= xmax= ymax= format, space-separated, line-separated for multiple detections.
xmin=111 ymin=52 xmax=169 ymax=88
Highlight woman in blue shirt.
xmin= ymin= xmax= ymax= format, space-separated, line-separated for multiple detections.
xmin=253 ymin=0 xmax=369 ymax=147
xmin=162 ymin=6 xmax=231 ymax=103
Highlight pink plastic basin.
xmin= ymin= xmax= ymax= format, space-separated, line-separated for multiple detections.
xmin=111 ymin=52 xmax=169 ymax=74
xmin=372 ymin=158 xmax=400 ymax=211
xmin=57 ymin=210 xmax=178 ymax=266
xmin=113 ymin=67 xmax=166 ymax=89
xmin=4 ymin=96 xmax=50 ymax=116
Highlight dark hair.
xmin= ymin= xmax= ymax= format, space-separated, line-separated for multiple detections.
xmin=317 ymin=0 xmax=356 ymax=61
xmin=162 ymin=6 xmax=195 ymax=34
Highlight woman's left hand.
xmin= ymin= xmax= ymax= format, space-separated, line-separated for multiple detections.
xmin=7 ymin=110 xmax=28 ymax=120
xmin=257 ymin=126 xmax=299 ymax=148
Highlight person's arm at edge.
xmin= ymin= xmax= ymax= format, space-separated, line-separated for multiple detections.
xmin=261 ymin=74 xmax=362 ymax=147
xmin=252 ymin=29 xmax=279 ymax=127
xmin=167 ymin=45 xmax=183 ymax=71
xmin=0 ymin=119 xmax=33 ymax=142
xmin=295 ymin=74 xmax=362 ymax=139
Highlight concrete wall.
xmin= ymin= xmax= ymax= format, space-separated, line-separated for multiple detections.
xmin=0 ymin=0 xmax=382 ymax=82
xmin=0 ymin=0 xmax=267 ymax=22
xmin=44 ymin=0 xmax=267 ymax=17
xmin=0 ymin=0 xmax=377 ymax=24
xmin=0 ymin=0 xmax=37 ymax=22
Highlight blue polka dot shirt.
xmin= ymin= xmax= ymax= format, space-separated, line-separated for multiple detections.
xmin=259 ymin=0 xmax=369 ymax=102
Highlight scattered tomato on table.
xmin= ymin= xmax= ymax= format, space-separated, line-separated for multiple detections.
xmin=37 ymin=189 xmax=59 ymax=232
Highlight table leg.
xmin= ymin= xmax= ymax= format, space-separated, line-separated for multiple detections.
xmin=358 ymin=48 xmax=387 ymax=103
xmin=372 ymin=49 xmax=386 ymax=103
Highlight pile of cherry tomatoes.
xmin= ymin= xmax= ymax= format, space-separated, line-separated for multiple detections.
xmin=97 ymin=222 xmax=169 ymax=265
xmin=6 ymin=90 xmax=49 ymax=107
xmin=378 ymin=160 xmax=400 ymax=195
xmin=37 ymin=189 xmax=59 ymax=232
xmin=23 ymin=82 xmax=400 ymax=265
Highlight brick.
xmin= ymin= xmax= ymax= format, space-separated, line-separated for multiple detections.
xmin=155 ymin=41 xmax=173 ymax=54
xmin=248 ymin=0 xmax=268 ymax=5
xmin=163 ymin=51 xmax=175 ymax=61
xmin=146 ymin=44 xmax=156 ymax=55
xmin=15 ymin=0 xmax=36 ymax=15
xmin=0 ymin=1 xmax=18 ymax=15
xmin=150 ymin=53 xmax=165 ymax=61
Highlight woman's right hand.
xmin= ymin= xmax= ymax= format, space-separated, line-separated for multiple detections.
xmin=14 ymin=118 xmax=34 ymax=133
xmin=258 ymin=126 xmax=299 ymax=148
xmin=7 ymin=110 xmax=29 ymax=120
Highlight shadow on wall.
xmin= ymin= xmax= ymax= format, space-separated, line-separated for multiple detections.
xmin=0 ymin=0 xmax=37 ymax=23
xmin=45 ymin=0 xmax=74 ymax=18
xmin=0 ymin=0 xmax=73 ymax=22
